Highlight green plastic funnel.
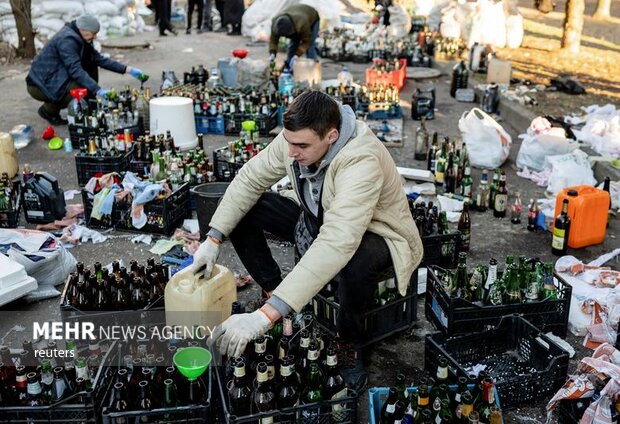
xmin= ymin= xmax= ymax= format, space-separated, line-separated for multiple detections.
xmin=173 ymin=347 xmax=212 ymax=381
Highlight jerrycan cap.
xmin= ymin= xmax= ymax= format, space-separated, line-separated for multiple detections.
xmin=177 ymin=279 xmax=194 ymax=294
xmin=567 ymin=190 xmax=578 ymax=196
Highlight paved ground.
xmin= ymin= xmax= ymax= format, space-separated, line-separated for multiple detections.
xmin=0 ymin=15 xmax=619 ymax=424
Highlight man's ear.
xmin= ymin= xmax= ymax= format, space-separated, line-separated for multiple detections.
xmin=327 ymin=128 xmax=339 ymax=144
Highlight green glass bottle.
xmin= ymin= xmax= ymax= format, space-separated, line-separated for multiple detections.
xmin=455 ymin=252 xmax=470 ymax=300
xmin=525 ymin=262 xmax=543 ymax=303
xmin=542 ymin=263 xmax=558 ymax=300
xmin=301 ymin=362 xmax=324 ymax=422
xmin=468 ymin=265 xmax=485 ymax=304
xmin=503 ymin=265 xmax=521 ymax=305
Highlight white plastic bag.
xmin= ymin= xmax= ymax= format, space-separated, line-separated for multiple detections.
xmin=505 ymin=13 xmax=523 ymax=48
xmin=386 ymin=4 xmax=411 ymax=39
xmin=2 ymin=230 xmax=77 ymax=287
xmin=458 ymin=108 xmax=512 ymax=169
xmin=544 ymin=150 xmax=597 ymax=196
xmin=517 ymin=117 xmax=579 ymax=171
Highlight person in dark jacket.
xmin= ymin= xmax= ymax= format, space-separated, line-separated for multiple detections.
xmin=26 ymin=15 xmax=144 ymax=125
xmin=269 ymin=5 xmax=320 ymax=71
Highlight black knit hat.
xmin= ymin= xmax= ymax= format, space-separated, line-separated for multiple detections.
xmin=273 ymin=14 xmax=295 ymax=37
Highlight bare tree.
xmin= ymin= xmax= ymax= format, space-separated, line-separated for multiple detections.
xmin=9 ymin=0 xmax=35 ymax=59
xmin=561 ymin=0 xmax=585 ymax=53
xmin=593 ymin=0 xmax=612 ymax=19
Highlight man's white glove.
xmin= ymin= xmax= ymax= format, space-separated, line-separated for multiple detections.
xmin=210 ymin=309 xmax=274 ymax=357
xmin=189 ymin=237 xmax=220 ymax=278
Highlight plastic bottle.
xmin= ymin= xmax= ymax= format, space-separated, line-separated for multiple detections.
xmin=67 ymin=88 xmax=89 ymax=126
xmin=278 ymin=70 xmax=295 ymax=96
xmin=450 ymin=61 xmax=469 ymax=98
xmin=337 ymin=65 xmax=353 ymax=86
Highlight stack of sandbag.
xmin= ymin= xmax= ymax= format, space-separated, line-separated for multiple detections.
xmin=0 ymin=0 xmax=146 ymax=49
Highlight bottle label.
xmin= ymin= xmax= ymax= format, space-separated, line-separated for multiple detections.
xmin=552 ymin=229 xmax=565 ymax=250
xmin=463 ymin=184 xmax=472 ymax=198
xmin=76 ymin=365 xmax=90 ymax=381
xmin=307 ymin=350 xmax=319 ymax=361
xmin=280 ymin=365 xmax=292 ymax=377
xmin=435 ymin=415 xmax=442 ymax=424
xmin=386 ymin=403 xmax=396 ymax=414
xmin=494 ymin=194 xmax=507 ymax=212
xmin=255 ymin=341 xmax=266 ymax=354
xmin=260 ymin=417 xmax=273 ymax=424
xmin=437 ymin=367 xmax=448 ymax=380
xmin=462 ymin=403 xmax=473 ymax=417
xmin=435 ymin=171 xmax=445 ymax=184
xmin=418 ymin=396 xmax=429 ymax=407
xmin=28 ymin=381 xmax=42 ymax=395
xmin=300 ymin=338 xmax=310 ymax=348
xmin=525 ymin=283 xmax=539 ymax=301
xmin=326 ymin=355 xmax=337 ymax=367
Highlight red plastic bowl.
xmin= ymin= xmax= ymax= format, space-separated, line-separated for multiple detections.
xmin=232 ymin=49 xmax=248 ymax=59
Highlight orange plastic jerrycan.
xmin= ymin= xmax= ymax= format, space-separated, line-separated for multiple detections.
xmin=553 ymin=185 xmax=610 ymax=249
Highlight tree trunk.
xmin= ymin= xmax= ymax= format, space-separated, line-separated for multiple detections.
xmin=9 ymin=0 xmax=35 ymax=59
xmin=561 ymin=0 xmax=585 ymax=53
xmin=593 ymin=0 xmax=612 ymax=19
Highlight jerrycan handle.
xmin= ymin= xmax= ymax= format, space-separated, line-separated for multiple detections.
xmin=35 ymin=172 xmax=59 ymax=192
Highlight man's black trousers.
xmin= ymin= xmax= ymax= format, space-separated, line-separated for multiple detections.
xmin=227 ymin=192 xmax=394 ymax=342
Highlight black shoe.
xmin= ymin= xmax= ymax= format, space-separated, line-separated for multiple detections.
xmin=159 ymin=32 xmax=168 ymax=36
xmin=185 ymin=28 xmax=191 ymax=34
xmin=38 ymin=106 xmax=67 ymax=126
xmin=215 ymin=26 xmax=228 ymax=33
xmin=337 ymin=339 xmax=368 ymax=393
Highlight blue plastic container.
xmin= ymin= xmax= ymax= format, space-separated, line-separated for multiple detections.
xmin=195 ymin=115 xmax=225 ymax=135
xmin=368 ymin=385 xmax=503 ymax=424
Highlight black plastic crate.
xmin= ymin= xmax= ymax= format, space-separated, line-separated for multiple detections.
xmin=0 ymin=181 xmax=21 ymax=228
xmin=424 ymin=315 xmax=570 ymax=409
xmin=0 ymin=341 xmax=118 ymax=423
xmin=100 ymin=346 xmax=212 ymax=424
xmin=69 ymin=123 xmax=142 ymax=150
xmin=75 ymin=149 xmax=133 ymax=187
xmin=212 ymin=148 xmax=244 ymax=182
xmin=215 ymin=365 xmax=358 ymax=424
xmin=421 ymin=231 xmax=462 ymax=268
xmin=425 ymin=265 xmax=572 ymax=337
xmin=312 ymin=273 xmax=418 ymax=347
xmin=82 ymin=182 xmax=190 ymax=236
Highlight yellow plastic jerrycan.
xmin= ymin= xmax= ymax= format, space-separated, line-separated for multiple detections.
xmin=165 ymin=264 xmax=237 ymax=338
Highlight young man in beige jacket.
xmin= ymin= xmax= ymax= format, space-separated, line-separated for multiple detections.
xmin=192 ymin=91 xmax=423 ymax=390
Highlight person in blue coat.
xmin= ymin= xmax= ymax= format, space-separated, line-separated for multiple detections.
xmin=26 ymin=15 xmax=145 ymax=125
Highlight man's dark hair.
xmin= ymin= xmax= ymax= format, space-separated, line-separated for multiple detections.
xmin=283 ymin=91 xmax=341 ymax=139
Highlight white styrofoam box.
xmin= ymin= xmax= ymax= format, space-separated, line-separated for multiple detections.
xmin=0 ymin=276 xmax=38 ymax=307
xmin=0 ymin=254 xmax=31 ymax=289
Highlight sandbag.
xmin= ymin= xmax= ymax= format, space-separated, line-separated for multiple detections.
xmin=386 ymin=4 xmax=411 ymax=39
xmin=84 ymin=1 xmax=118 ymax=17
xmin=458 ymin=108 xmax=512 ymax=168
xmin=40 ymin=1 xmax=84 ymax=16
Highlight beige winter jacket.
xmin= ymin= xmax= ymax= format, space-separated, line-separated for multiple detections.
xmin=209 ymin=120 xmax=423 ymax=312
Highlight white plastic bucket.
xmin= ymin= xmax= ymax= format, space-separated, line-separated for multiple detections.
xmin=149 ymin=96 xmax=198 ymax=151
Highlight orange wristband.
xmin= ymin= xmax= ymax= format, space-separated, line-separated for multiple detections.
xmin=258 ymin=306 xmax=279 ymax=325
xmin=207 ymin=235 xmax=221 ymax=245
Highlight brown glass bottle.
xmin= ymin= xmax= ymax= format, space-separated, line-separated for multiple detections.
xmin=253 ymin=362 xmax=276 ymax=417
xmin=228 ymin=359 xmax=252 ymax=416
xmin=458 ymin=201 xmax=471 ymax=251
xmin=552 ymin=199 xmax=571 ymax=256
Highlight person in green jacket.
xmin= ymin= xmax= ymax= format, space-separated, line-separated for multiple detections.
xmin=193 ymin=91 xmax=423 ymax=391
xmin=268 ymin=4 xmax=320 ymax=71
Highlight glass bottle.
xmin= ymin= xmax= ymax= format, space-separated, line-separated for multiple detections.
xmin=324 ymin=346 xmax=347 ymax=420
xmin=301 ymin=362 xmax=324 ymax=422
xmin=489 ymin=169 xmax=500 ymax=208
xmin=277 ymin=356 xmax=299 ymax=421
xmin=483 ymin=259 xmax=502 ymax=306
xmin=461 ymin=166 xmax=473 ymax=199
xmin=503 ymin=264 xmax=521 ymax=305
xmin=110 ymin=382 xmax=129 ymax=412
xmin=253 ymin=362 xmax=276 ymax=418
xmin=493 ymin=171 xmax=508 ymax=218
xmin=458 ymin=201 xmax=471 ymax=252
xmin=510 ymin=192 xmax=523 ymax=224
xmin=228 ymin=359 xmax=252 ymax=416
xmin=381 ymin=387 xmax=399 ymax=423
xmin=478 ymin=379 xmax=498 ymax=422
xmin=415 ymin=117 xmax=429 ymax=161
xmin=26 ymin=371 xmax=44 ymax=406
xmin=454 ymin=252 xmax=469 ymax=300
xmin=525 ymin=262 xmax=543 ymax=303
xmin=15 ymin=365 xmax=28 ymax=405
xmin=475 ymin=171 xmax=490 ymax=212
xmin=468 ymin=265 xmax=485 ymax=304
xmin=415 ymin=384 xmax=431 ymax=422
xmin=542 ymin=263 xmax=558 ymax=300
xmin=552 ymin=199 xmax=571 ymax=256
